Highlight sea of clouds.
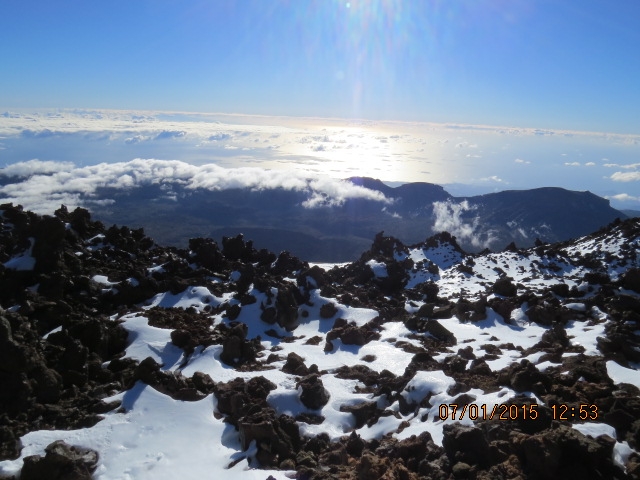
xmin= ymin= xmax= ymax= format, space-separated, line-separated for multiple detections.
xmin=1 ymin=109 xmax=639 ymax=210
xmin=0 ymin=158 xmax=391 ymax=214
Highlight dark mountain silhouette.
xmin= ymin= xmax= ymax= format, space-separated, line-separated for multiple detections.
xmin=86 ymin=179 xmax=626 ymax=261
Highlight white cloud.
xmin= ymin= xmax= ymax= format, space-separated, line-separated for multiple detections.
xmin=585 ymin=162 xmax=596 ymax=167
xmin=432 ymin=200 xmax=495 ymax=249
xmin=124 ymin=135 xmax=151 ymax=144
xmin=603 ymin=162 xmax=640 ymax=169
xmin=0 ymin=159 xmax=391 ymax=214
xmin=610 ymin=193 xmax=640 ymax=202
xmin=208 ymin=133 xmax=232 ymax=141
xmin=564 ymin=162 xmax=581 ymax=166
xmin=154 ymin=130 xmax=187 ymax=140
xmin=0 ymin=159 xmax=75 ymax=177
xmin=2 ymin=108 xmax=639 ymax=199
xmin=610 ymin=171 xmax=640 ymax=182
xmin=480 ymin=175 xmax=503 ymax=183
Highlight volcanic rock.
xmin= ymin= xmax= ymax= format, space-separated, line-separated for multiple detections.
xmin=297 ymin=374 xmax=330 ymax=410
xmin=20 ymin=440 xmax=98 ymax=480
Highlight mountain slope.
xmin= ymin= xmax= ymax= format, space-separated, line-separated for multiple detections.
xmin=82 ymin=179 xmax=627 ymax=262
xmin=1 ymin=204 xmax=639 ymax=479
xmin=463 ymin=187 xmax=625 ymax=244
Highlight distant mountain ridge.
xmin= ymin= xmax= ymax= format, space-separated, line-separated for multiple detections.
xmin=0 ymin=169 xmax=625 ymax=261
xmin=78 ymin=177 xmax=627 ymax=262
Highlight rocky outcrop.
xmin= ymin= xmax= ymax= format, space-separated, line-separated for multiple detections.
xmin=20 ymin=440 xmax=99 ymax=480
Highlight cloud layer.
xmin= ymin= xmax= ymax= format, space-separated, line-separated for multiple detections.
xmin=432 ymin=200 xmax=496 ymax=249
xmin=0 ymin=159 xmax=390 ymax=214
xmin=1 ymin=109 xmax=640 ymax=209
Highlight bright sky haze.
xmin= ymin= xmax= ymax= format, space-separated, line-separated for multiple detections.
xmin=0 ymin=1 xmax=639 ymax=210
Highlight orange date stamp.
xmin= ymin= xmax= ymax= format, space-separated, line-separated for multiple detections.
xmin=438 ymin=403 xmax=600 ymax=421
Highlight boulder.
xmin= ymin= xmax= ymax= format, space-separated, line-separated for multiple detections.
xmin=188 ymin=237 xmax=225 ymax=271
xmin=621 ymin=267 xmax=640 ymax=293
xmin=319 ymin=302 xmax=338 ymax=319
xmin=493 ymin=277 xmax=517 ymax=297
xmin=297 ymin=374 xmax=330 ymax=410
xmin=423 ymin=319 xmax=457 ymax=344
xmin=282 ymin=352 xmax=310 ymax=376
xmin=442 ymin=423 xmax=489 ymax=467
xmin=21 ymin=440 xmax=99 ymax=480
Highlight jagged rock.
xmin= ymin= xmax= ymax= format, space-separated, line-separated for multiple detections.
xmin=21 ymin=440 xmax=98 ymax=480
xmin=453 ymin=297 xmax=487 ymax=321
xmin=188 ymin=237 xmax=225 ymax=271
xmin=520 ymin=426 xmax=618 ymax=479
xmin=550 ymin=283 xmax=570 ymax=297
xmin=370 ymin=231 xmax=407 ymax=258
xmin=319 ymin=443 xmax=348 ymax=466
xmin=170 ymin=329 xmax=193 ymax=350
xmin=0 ymin=426 xmax=19 ymax=460
xmin=66 ymin=318 xmax=128 ymax=360
xmin=340 ymin=401 xmax=379 ymax=429
xmin=260 ymin=306 xmax=277 ymax=324
xmin=423 ymin=319 xmax=456 ymax=344
xmin=421 ymin=281 xmax=439 ymax=302
xmin=443 ymin=355 xmax=468 ymax=373
xmin=32 ymin=365 xmax=63 ymax=404
xmin=375 ymin=260 xmax=410 ymax=293
xmin=133 ymin=356 xmax=162 ymax=385
xmin=442 ymin=424 xmax=490 ymax=467
xmin=621 ymin=267 xmax=640 ymax=293
xmin=297 ymin=374 xmax=330 ymax=410
xmin=489 ymin=297 xmax=518 ymax=323
xmin=275 ymin=284 xmax=300 ymax=331
xmin=192 ymin=371 xmax=215 ymax=394
xmin=432 ymin=304 xmax=454 ymax=319
xmin=606 ymin=294 xmax=640 ymax=322
xmin=271 ymin=250 xmax=305 ymax=276
xmin=0 ymin=338 xmax=32 ymax=373
xmin=220 ymin=323 xmax=259 ymax=365
xmin=327 ymin=321 xmax=380 ymax=347
xmin=282 ymin=352 xmax=309 ymax=376
xmin=222 ymin=234 xmax=255 ymax=262
xmin=31 ymin=216 xmax=67 ymax=274
xmin=525 ymin=304 xmax=568 ymax=326
xmin=345 ymin=431 xmax=365 ymax=457
xmin=500 ymin=360 xmax=550 ymax=395
xmin=238 ymin=410 xmax=300 ymax=467
xmin=298 ymin=265 xmax=328 ymax=290
xmin=493 ymin=277 xmax=517 ymax=297
xmin=225 ymin=303 xmax=241 ymax=320
xmin=319 ymin=302 xmax=338 ymax=319
xmin=214 ymin=378 xmax=250 ymax=418
xmin=535 ymin=324 xmax=570 ymax=349
xmin=504 ymin=241 xmax=518 ymax=252
xmin=0 ymin=317 xmax=11 ymax=343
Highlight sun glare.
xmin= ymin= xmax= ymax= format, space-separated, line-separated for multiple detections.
xmin=281 ymin=123 xmax=425 ymax=182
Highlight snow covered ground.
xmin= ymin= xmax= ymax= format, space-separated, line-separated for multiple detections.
xmin=1 ymin=211 xmax=639 ymax=478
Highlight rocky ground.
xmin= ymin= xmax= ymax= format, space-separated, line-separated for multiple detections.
xmin=0 ymin=203 xmax=639 ymax=479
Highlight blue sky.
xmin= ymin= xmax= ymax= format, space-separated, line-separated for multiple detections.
xmin=2 ymin=0 xmax=640 ymax=133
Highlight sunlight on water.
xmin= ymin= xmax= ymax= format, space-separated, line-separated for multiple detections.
xmin=1 ymin=109 xmax=639 ymax=208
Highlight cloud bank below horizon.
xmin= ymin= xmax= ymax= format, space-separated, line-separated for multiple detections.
xmin=1 ymin=109 xmax=639 ymax=209
xmin=0 ymin=158 xmax=391 ymax=214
